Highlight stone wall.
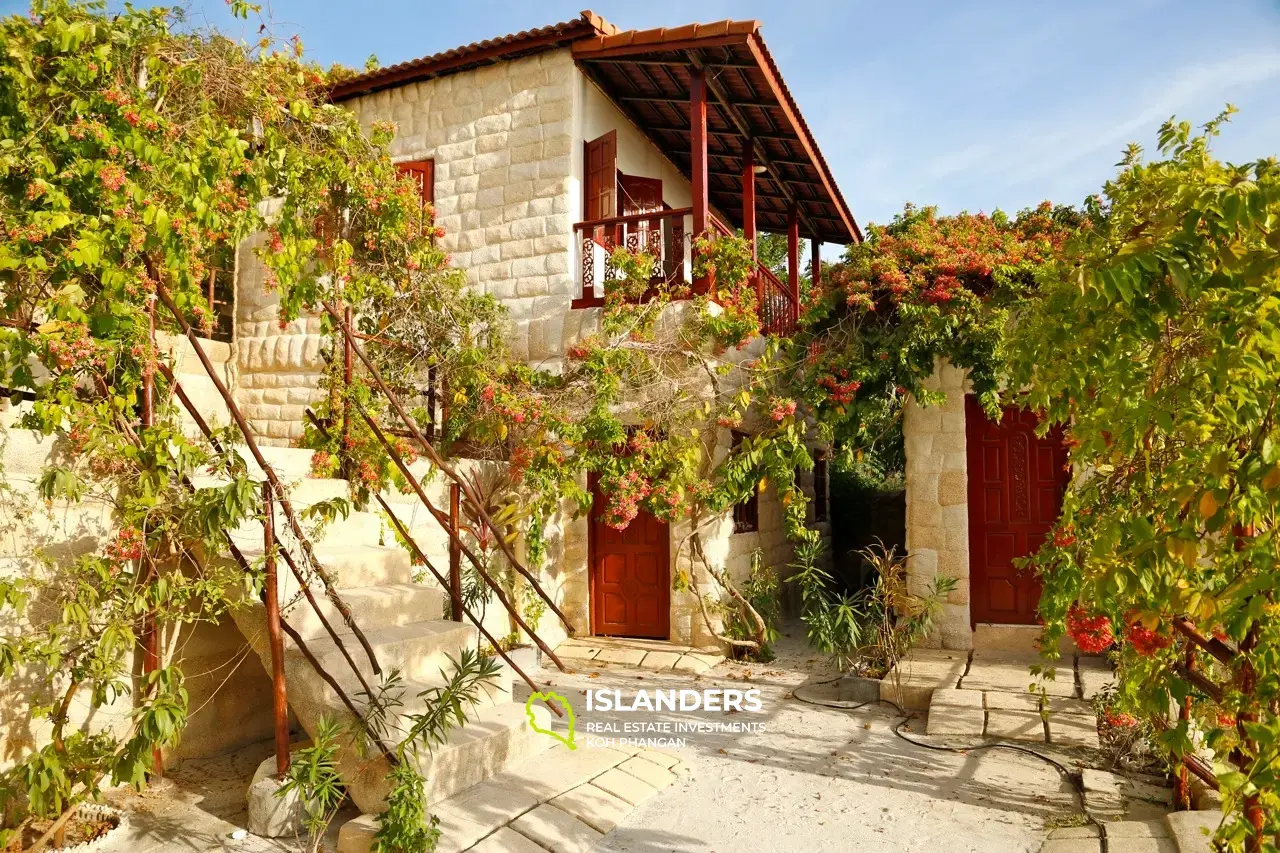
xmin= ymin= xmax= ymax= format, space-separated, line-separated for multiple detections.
xmin=345 ymin=49 xmax=577 ymax=368
xmin=233 ymin=228 xmax=328 ymax=447
xmin=903 ymin=357 xmax=972 ymax=649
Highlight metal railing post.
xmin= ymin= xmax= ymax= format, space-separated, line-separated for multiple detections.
xmin=449 ymin=483 xmax=463 ymax=622
xmin=262 ymin=481 xmax=291 ymax=776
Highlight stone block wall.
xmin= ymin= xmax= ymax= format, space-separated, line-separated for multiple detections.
xmin=233 ymin=229 xmax=328 ymax=447
xmin=345 ymin=49 xmax=577 ymax=368
xmin=903 ymin=357 xmax=973 ymax=649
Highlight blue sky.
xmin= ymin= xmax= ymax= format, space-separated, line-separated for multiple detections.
xmin=12 ymin=1 xmax=1280 ymax=227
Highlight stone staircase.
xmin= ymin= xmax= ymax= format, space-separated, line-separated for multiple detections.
xmin=0 ymin=367 xmax=557 ymax=815
xmin=216 ymin=443 xmax=554 ymax=814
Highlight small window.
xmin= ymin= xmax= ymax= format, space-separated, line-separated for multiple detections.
xmin=396 ymin=159 xmax=435 ymax=231
xmin=732 ymin=431 xmax=759 ymax=534
xmin=813 ymin=451 xmax=829 ymax=523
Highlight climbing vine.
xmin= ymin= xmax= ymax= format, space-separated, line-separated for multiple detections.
xmin=1010 ymin=109 xmax=1280 ymax=850
xmin=0 ymin=1 xmax=499 ymax=848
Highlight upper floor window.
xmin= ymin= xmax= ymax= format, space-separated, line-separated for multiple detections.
xmin=396 ymin=159 xmax=435 ymax=230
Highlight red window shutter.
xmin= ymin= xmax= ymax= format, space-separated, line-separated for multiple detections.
xmin=396 ymin=159 xmax=435 ymax=228
xmin=583 ymin=131 xmax=617 ymax=224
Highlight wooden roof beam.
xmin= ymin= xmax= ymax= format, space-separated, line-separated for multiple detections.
xmin=685 ymin=51 xmax=821 ymax=238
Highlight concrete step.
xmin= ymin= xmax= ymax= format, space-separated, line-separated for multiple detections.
xmin=298 ymin=619 xmax=479 ymax=701
xmin=973 ymin=623 xmax=1080 ymax=656
xmin=232 ymin=541 xmax=415 ymax=592
xmin=282 ymin=582 xmax=447 ymax=640
xmin=317 ymin=669 xmax=513 ymax=743
xmin=191 ymin=472 xmax=349 ymax=508
xmin=337 ymin=700 xmax=553 ymax=814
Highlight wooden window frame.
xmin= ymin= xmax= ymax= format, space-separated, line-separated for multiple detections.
xmin=732 ymin=431 xmax=759 ymax=534
xmin=396 ymin=159 xmax=435 ymax=232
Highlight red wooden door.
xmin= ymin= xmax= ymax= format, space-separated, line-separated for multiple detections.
xmin=589 ymin=476 xmax=670 ymax=638
xmin=965 ymin=397 xmax=1069 ymax=625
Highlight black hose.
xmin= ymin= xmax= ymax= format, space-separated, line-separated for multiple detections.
xmin=790 ymin=688 xmax=1109 ymax=851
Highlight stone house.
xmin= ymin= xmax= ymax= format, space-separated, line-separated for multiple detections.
xmin=229 ymin=12 xmax=862 ymax=650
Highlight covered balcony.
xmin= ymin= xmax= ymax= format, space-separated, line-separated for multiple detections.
xmin=569 ymin=16 xmax=861 ymax=336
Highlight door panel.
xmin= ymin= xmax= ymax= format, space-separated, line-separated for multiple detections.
xmin=590 ymin=476 xmax=670 ymax=639
xmin=584 ymin=131 xmax=617 ymax=247
xmin=966 ymin=398 xmax=1069 ymax=625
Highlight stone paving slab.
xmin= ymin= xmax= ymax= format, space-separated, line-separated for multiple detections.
xmin=1041 ymin=840 xmax=1101 ymax=853
xmin=1105 ymin=819 xmax=1169 ymax=838
xmin=881 ymin=649 xmax=968 ymax=710
xmin=1164 ymin=810 xmax=1219 ymax=852
xmin=926 ymin=706 xmax=984 ymax=736
xmin=986 ymin=709 xmax=1047 ymax=742
xmin=933 ymin=687 xmax=984 ymax=708
xmin=552 ymin=637 xmax=724 ymax=674
xmin=961 ymin=651 xmax=1077 ymax=698
xmin=469 ymin=827 xmax=547 ymax=853
xmin=1078 ymin=656 xmax=1115 ymax=700
xmin=591 ymin=767 xmax=659 ymax=806
xmin=550 ymin=783 xmax=634 ymax=834
xmin=1049 ymin=713 xmax=1100 ymax=749
xmin=336 ymin=746 xmax=682 ymax=853
xmin=594 ymin=647 xmax=648 ymax=666
xmin=510 ymin=803 xmax=603 ymax=853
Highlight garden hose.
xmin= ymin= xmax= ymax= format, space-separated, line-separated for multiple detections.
xmin=789 ymin=686 xmax=1110 ymax=851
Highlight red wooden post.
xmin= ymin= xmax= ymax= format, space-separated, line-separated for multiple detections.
xmin=1175 ymin=640 xmax=1194 ymax=809
xmin=811 ymin=238 xmax=821 ymax=290
xmin=689 ymin=66 xmax=709 ymax=293
xmin=262 ymin=481 xmax=291 ymax=777
xmin=741 ymin=138 xmax=756 ymax=260
xmin=140 ymin=295 xmax=163 ymax=778
xmin=448 ymin=483 xmax=463 ymax=622
xmin=787 ymin=204 xmax=800 ymax=326
xmin=341 ymin=304 xmax=354 ymax=479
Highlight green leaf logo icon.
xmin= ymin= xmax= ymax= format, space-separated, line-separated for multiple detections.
xmin=526 ymin=690 xmax=576 ymax=750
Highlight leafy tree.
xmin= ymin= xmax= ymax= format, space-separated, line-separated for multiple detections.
xmin=1009 ymin=109 xmax=1280 ymax=850
xmin=0 ymin=1 xmax=496 ymax=847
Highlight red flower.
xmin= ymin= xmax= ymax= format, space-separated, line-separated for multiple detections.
xmin=1066 ymin=605 xmax=1114 ymax=653
xmin=1125 ymin=622 xmax=1172 ymax=657
xmin=1103 ymin=709 xmax=1139 ymax=729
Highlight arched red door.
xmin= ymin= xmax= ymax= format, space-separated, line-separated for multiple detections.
xmin=588 ymin=476 xmax=670 ymax=639
xmin=965 ymin=397 xmax=1069 ymax=625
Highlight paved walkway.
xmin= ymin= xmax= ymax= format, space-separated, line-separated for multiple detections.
xmin=96 ymin=628 xmax=1209 ymax=853
xmin=553 ymin=636 xmax=724 ymax=674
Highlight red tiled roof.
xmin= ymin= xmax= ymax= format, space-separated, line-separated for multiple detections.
xmin=329 ymin=11 xmax=860 ymax=243
xmin=329 ymin=14 xmax=606 ymax=101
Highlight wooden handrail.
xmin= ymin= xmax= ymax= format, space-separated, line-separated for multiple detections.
xmin=305 ymin=409 xmax=563 ymax=713
xmin=354 ymin=404 xmax=568 ymax=672
xmin=321 ymin=301 xmax=578 ymax=640
xmin=574 ymin=206 xmax=692 ymax=232
xmin=154 ymin=281 xmax=384 ymax=677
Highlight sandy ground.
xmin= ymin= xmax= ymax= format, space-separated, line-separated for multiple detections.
xmin=527 ymin=627 xmax=1079 ymax=853
xmin=98 ymin=625 xmax=1086 ymax=853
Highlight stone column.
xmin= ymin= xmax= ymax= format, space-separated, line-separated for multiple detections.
xmin=903 ymin=357 xmax=972 ymax=649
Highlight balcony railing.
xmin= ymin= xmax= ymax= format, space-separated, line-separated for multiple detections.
xmin=571 ymin=207 xmax=797 ymax=336
xmin=572 ymin=207 xmax=693 ymax=308
xmin=756 ymin=265 xmax=798 ymax=336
